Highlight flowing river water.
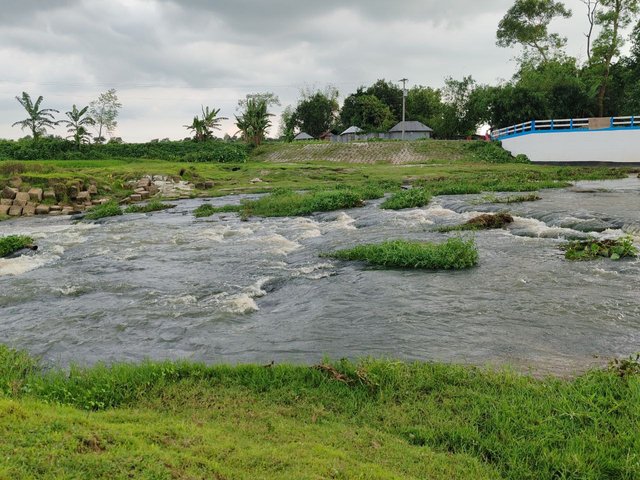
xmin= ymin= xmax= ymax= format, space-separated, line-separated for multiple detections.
xmin=1 ymin=177 xmax=639 ymax=374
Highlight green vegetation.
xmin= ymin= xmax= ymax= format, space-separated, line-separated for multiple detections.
xmin=83 ymin=201 xmax=122 ymax=220
xmin=1 ymin=344 xmax=638 ymax=479
xmin=380 ymin=188 xmax=432 ymax=210
xmin=324 ymin=238 xmax=478 ymax=270
xmin=477 ymin=192 xmax=541 ymax=204
xmin=0 ymin=235 xmax=35 ymax=258
xmin=465 ymin=141 xmax=529 ymax=163
xmin=124 ymin=200 xmax=176 ymax=214
xmin=437 ymin=213 xmax=515 ymax=233
xmin=193 ymin=203 xmax=242 ymax=218
xmin=562 ymin=236 xmax=639 ymax=261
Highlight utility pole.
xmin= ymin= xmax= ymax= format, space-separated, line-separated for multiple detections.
xmin=399 ymin=78 xmax=408 ymax=140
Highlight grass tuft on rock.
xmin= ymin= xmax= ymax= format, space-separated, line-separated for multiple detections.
xmin=437 ymin=213 xmax=514 ymax=233
xmin=324 ymin=238 xmax=478 ymax=270
xmin=83 ymin=201 xmax=123 ymax=220
xmin=561 ymin=236 xmax=638 ymax=261
xmin=477 ymin=193 xmax=541 ymax=204
xmin=194 ymin=203 xmax=242 ymax=218
xmin=380 ymin=188 xmax=432 ymax=210
xmin=0 ymin=235 xmax=35 ymax=258
xmin=124 ymin=200 xmax=176 ymax=214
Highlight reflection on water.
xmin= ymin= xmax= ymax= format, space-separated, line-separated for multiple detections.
xmin=1 ymin=178 xmax=639 ymax=374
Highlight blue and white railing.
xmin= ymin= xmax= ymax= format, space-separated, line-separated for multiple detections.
xmin=491 ymin=116 xmax=640 ymax=141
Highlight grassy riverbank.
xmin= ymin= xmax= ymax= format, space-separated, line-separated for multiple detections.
xmin=1 ymin=346 xmax=639 ymax=479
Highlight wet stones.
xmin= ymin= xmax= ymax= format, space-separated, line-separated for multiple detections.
xmin=127 ymin=176 xmax=193 ymax=203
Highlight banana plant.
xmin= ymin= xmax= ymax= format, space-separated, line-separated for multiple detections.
xmin=62 ymin=105 xmax=95 ymax=149
xmin=12 ymin=92 xmax=59 ymax=141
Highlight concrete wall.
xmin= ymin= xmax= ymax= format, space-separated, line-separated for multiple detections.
xmin=501 ymin=129 xmax=640 ymax=163
xmin=332 ymin=132 xmax=431 ymax=142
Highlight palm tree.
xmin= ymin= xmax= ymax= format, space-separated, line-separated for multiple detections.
xmin=184 ymin=106 xmax=227 ymax=142
xmin=12 ymin=92 xmax=59 ymax=140
xmin=235 ymin=98 xmax=272 ymax=147
xmin=62 ymin=105 xmax=95 ymax=149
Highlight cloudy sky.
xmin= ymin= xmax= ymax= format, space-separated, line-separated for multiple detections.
xmin=0 ymin=0 xmax=605 ymax=141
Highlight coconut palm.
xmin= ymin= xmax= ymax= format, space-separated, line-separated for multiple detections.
xmin=235 ymin=98 xmax=272 ymax=147
xmin=184 ymin=106 xmax=227 ymax=142
xmin=12 ymin=92 xmax=59 ymax=140
xmin=62 ymin=105 xmax=95 ymax=149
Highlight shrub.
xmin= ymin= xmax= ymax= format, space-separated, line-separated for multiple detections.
xmin=437 ymin=213 xmax=514 ymax=232
xmin=323 ymin=238 xmax=478 ymax=270
xmin=465 ymin=141 xmax=530 ymax=164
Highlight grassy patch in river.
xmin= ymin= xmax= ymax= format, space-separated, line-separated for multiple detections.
xmin=124 ymin=200 xmax=176 ymax=214
xmin=324 ymin=238 xmax=478 ymax=270
xmin=380 ymin=188 xmax=432 ymax=210
xmin=1 ymin=345 xmax=639 ymax=479
xmin=562 ymin=236 xmax=638 ymax=261
xmin=437 ymin=213 xmax=515 ymax=233
xmin=0 ymin=235 xmax=35 ymax=258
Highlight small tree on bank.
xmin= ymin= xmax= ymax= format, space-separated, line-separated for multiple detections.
xmin=12 ymin=92 xmax=59 ymax=141
xmin=62 ymin=104 xmax=95 ymax=149
xmin=89 ymin=88 xmax=122 ymax=143
xmin=235 ymin=98 xmax=272 ymax=147
xmin=184 ymin=106 xmax=227 ymax=142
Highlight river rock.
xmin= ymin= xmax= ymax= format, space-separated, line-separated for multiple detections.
xmin=35 ymin=204 xmax=50 ymax=215
xmin=22 ymin=204 xmax=36 ymax=216
xmin=8 ymin=205 xmax=23 ymax=216
xmin=148 ymin=184 xmax=159 ymax=195
xmin=130 ymin=194 xmax=142 ymax=202
xmin=137 ymin=178 xmax=151 ymax=188
xmin=13 ymin=192 xmax=30 ymax=207
xmin=2 ymin=186 xmax=17 ymax=199
xmin=134 ymin=187 xmax=147 ymax=194
xmin=0 ymin=204 xmax=10 ymax=216
xmin=28 ymin=188 xmax=43 ymax=201
xmin=43 ymin=189 xmax=56 ymax=200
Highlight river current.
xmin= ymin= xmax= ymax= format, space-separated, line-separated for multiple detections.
xmin=1 ymin=177 xmax=639 ymax=373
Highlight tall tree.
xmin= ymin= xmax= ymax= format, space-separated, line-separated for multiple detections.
xmin=365 ymin=79 xmax=404 ymax=122
xmin=580 ymin=0 xmax=601 ymax=62
xmin=497 ymin=0 xmax=572 ymax=62
xmin=339 ymin=94 xmax=395 ymax=132
xmin=235 ymin=98 xmax=273 ymax=147
xmin=292 ymin=88 xmax=339 ymax=138
xmin=62 ymin=104 xmax=95 ymax=149
xmin=88 ymin=88 xmax=122 ymax=143
xmin=406 ymin=86 xmax=442 ymax=127
xmin=279 ymin=105 xmax=296 ymax=141
xmin=12 ymin=92 xmax=59 ymax=141
xmin=237 ymin=92 xmax=280 ymax=111
xmin=184 ymin=106 xmax=227 ymax=142
xmin=591 ymin=0 xmax=640 ymax=116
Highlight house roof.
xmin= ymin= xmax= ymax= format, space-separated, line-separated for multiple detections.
xmin=389 ymin=121 xmax=433 ymax=133
xmin=293 ymin=132 xmax=314 ymax=140
xmin=340 ymin=126 xmax=363 ymax=135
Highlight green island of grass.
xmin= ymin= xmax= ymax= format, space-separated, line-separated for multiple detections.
xmin=0 ymin=235 xmax=35 ymax=258
xmin=124 ymin=200 xmax=176 ymax=214
xmin=1 ymin=345 xmax=639 ymax=479
xmin=380 ymin=188 xmax=432 ymax=210
xmin=324 ymin=238 xmax=478 ymax=269
xmin=562 ymin=236 xmax=638 ymax=261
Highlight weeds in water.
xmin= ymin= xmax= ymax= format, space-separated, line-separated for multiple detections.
xmin=0 ymin=235 xmax=35 ymax=258
xmin=380 ymin=188 xmax=432 ymax=210
xmin=475 ymin=193 xmax=541 ymax=204
xmin=83 ymin=201 xmax=122 ymax=220
xmin=437 ymin=213 xmax=514 ymax=233
xmin=198 ymin=185 xmax=385 ymax=219
xmin=194 ymin=203 xmax=242 ymax=218
xmin=323 ymin=238 xmax=478 ymax=270
xmin=609 ymin=353 xmax=640 ymax=378
xmin=561 ymin=236 xmax=638 ymax=261
xmin=124 ymin=200 xmax=176 ymax=214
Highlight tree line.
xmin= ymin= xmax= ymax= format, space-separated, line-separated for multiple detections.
xmin=11 ymin=0 xmax=640 ymax=145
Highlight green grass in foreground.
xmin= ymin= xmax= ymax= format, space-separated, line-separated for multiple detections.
xmin=324 ymin=238 xmax=478 ymax=269
xmin=562 ymin=236 xmax=639 ymax=261
xmin=124 ymin=200 xmax=176 ymax=214
xmin=83 ymin=200 xmax=123 ymax=220
xmin=0 ymin=235 xmax=34 ymax=257
xmin=1 ymin=345 xmax=639 ymax=479
xmin=380 ymin=188 xmax=432 ymax=210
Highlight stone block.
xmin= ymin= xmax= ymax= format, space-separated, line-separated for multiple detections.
xmin=8 ymin=205 xmax=23 ymax=216
xmin=140 ymin=191 xmax=150 ymax=199
xmin=28 ymin=188 xmax=43 ymax=202
xmin=77 ymin=191 xmax=91 ymax=202
xmin=9 ymin=177 xmax=22 ymax=188
xmin=1 ymin=199 xmax=12 ymax=206
xmin=88 ymin=185 xmax=98 ymax=195
xmin=137 ymin=178 xmax=151 ymax=188
xmin=0 ymin=204 xmax=10 ymax=216
xmin=148 ymin=184 xmax=159 ymax=195
xmin=35 ymin=204 xmax=50 ymax=215
xmin=22 ymin=205 xmax=36 ymax=216
xmin=61 ymin=207 xmax=74 ymax=215
xmin=204 ymin=181 xmax=215 ymax=189
xmin=49 ymin=205 xmax=62 ymax=211
xmin=129 ymin=194 xmax=142 ymax=202
xmin=2 ymin=186 xmax=17 ymax=199
xmin=48 ymin=211 xmax=62 ymax=216
xmin=13 ymin=192 xmax=30 ymax=206
xmin=43 ymin=190 xmax=56 ymax=200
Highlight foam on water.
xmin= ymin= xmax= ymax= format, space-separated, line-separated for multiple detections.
xmin=259 ymin=234 xmax=301 ymax=255
xmin=0 ymin=252 xmax=60 ymax=277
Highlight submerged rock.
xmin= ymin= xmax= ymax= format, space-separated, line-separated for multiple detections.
xmin=465 ymin=213 xmax=514 ymax=229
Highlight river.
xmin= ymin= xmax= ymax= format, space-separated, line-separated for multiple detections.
xmin=1 ymin=177 xmax=639 ymax=374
